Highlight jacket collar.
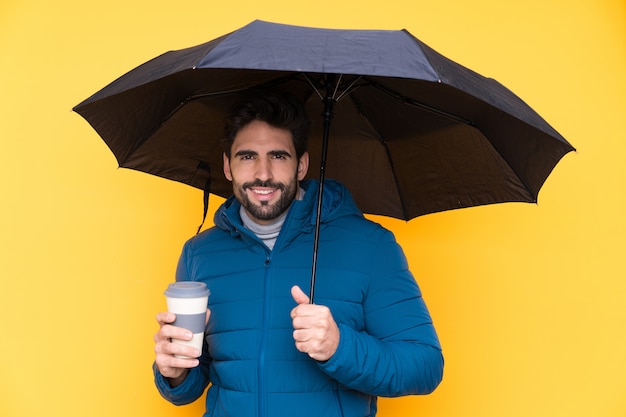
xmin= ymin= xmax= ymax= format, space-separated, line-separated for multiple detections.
xmin=214 ymin=179 xmax=362 ymax=243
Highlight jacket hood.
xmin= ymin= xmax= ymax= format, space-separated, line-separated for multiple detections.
xmin=214 ymin=179 xmax=363 ymax=237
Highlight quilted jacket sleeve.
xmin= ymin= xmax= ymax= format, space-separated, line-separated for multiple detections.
xmin=153 ymin=359 xmax=211 ymax=405
xmin=318 ymin=228 xmax=444 ymax=397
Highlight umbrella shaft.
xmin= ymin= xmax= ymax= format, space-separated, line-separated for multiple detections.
xmin=310 ymin=74 xmax=337 ymax=304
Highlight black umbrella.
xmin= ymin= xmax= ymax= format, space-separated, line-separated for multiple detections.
xmin=73 ymin=20 xmax=574 ymax=302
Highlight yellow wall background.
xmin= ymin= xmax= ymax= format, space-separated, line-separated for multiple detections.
xmin=1 ymin=0 xmax=625 ymax=416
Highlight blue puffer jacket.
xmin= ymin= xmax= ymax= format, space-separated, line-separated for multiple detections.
xmin=154 ymin=179 xmax=443 ymax=417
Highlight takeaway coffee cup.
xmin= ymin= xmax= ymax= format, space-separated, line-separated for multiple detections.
xmin=164 ymin=281 xmax=210 ymax=358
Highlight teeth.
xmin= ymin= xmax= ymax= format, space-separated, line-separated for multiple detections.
xmin=253 ymin=189 xmax=274 ymax=195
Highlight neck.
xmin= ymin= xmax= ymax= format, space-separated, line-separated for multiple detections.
xmin=240 ymin=186 xmax=304 ymax=250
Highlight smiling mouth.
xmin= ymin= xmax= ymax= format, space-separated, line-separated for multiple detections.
xmin=248 ymin=187 xmax=280 ymax=203
xmin=251 ymin=188 xmax=275 ymax=195
xmin=244 ymin=181 xmax=284 ymax=196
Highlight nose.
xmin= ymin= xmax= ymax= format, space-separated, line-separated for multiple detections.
xmin=254 ymin=156 xmax=273 ymax=181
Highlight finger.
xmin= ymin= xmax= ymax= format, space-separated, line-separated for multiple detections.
xmin=291 ymin=285 xmax=310 ymax=305
xmin=166 ymin=341 xmax=202 ymax=359
xmin=155 ymin=346 xmax=200 ymax=375
xmin=157 ymin=324 xmax=194 ymax=343
xmin=155 ymin=335 xmax=201 ymax=358
xmin=156 ymin=311 xmax=176 ymax=325
xmin=292 ymin=329 xmax=311 ymax=354
xmin=205 ymin=309 xmax=211 ymax=325
xmin=164 ymin=355 xmax=200 ymax=368
xmin=292 ymin=328 xmax=313 ymax=343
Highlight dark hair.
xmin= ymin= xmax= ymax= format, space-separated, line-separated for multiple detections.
xmin=222 ymin=92 xmax=311 ymax=159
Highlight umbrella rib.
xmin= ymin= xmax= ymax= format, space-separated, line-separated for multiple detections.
xmin=126 ymin=73 xmax=312 ymax=158
xmin=348 ymin=93 xmax=409 ymax=219
xmin=366 ymin=79 xmax=555 ymax=202
xmin=369 ymin=80 xmax=475 ymax=127
xmin=145 ymin=72 xmax=362 ymax=149
xmin=187 ymin=73 xmax=308 ymax=101
xmin=335 ymin=75 xmax=363 ymax=102
xmin=303 ymin=73 xmax=363 ymax=103
xmin=123 ymin=99 xmax=188 ymax=161
xmin=302 ymin=73 xmax=324 ymax=101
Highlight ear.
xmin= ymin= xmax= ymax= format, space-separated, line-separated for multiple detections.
xmin=223 ymin=153 xmax=233 ymax=181
xmin=297 ymin=152 xmax=309 ymax=181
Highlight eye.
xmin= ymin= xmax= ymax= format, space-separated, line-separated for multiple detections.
xmin=269 ymin=151 xmax=291 ymax=160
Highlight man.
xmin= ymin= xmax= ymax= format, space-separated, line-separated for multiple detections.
xmin=153 ymin=92 xmax=443 ymax=417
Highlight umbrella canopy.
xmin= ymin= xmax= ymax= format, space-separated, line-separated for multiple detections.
xmin=73 ymin=20 xmax=575 ymax=222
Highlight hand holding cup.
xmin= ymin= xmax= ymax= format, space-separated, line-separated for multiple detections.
xmin=164 ymin=282 xmax=210 ymax=358
xmin=154 ymin=282 xmax=210 ymax=382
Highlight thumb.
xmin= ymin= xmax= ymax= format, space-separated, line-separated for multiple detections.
xmin=291 ymin=285 xmax=310 ymax=305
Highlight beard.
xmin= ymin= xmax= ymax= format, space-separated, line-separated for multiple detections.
xmin=234 ymin=175 xmax=299 ymax=223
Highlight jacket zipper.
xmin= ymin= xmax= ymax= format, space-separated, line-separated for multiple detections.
xmin=258 ymin=252 xmax=272 ymax=417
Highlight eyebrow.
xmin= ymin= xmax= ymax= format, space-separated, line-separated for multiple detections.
xmin=234 ymin=149 xmax=293 ymax=158
xmin=268 ymin=150 xmax=292 ymax=158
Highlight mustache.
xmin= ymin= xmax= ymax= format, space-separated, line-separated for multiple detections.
xmin=242 ymin=180 xmax=286 ymax=191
